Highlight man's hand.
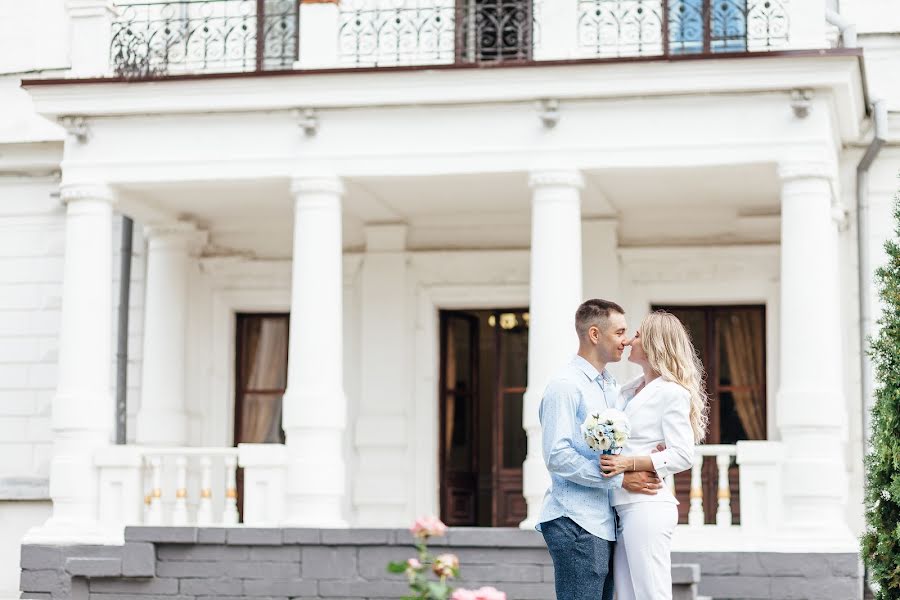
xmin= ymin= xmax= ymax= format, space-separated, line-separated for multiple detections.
xmin=622 ymin=471 xmax=662 ymax=495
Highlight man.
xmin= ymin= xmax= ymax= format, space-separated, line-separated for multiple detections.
xmin=537 ymin=299 xmax=663 ymax=600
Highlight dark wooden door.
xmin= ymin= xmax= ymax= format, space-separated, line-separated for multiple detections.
xmin=439 ymin=312 xmax=480 ymax=526
xmin=439 ymin=309 xmax=529 ymax=527
xmin=652 ymin=305 xmax=767 ymax=525
xmin=490 ymin=310 xmax=529 ymax=527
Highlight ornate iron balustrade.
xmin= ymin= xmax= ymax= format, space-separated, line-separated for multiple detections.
xmin=339 ymin=0 xmax=457 ymax=67
xmin=339 ymin=0 xmax=539 ymax=67
xmin=578 ymin=0 xmax=788 ymax=59
xmin=110 ymin=0 xmax=298 ymax=78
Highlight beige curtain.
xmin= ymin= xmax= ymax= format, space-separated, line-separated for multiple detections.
xmin=240 ymin=318 xmax=288 ymax=444
xmin=720 ymin=310 xmax=766 ymax=440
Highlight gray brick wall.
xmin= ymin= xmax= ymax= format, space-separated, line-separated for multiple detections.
xmin=20 ymin=527 xmax=861 ymax=600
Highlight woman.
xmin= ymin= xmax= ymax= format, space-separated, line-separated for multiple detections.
xmin=599 ymin=311 xmax=708 ymax=600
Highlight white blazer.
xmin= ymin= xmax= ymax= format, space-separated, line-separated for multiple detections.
xmin=610 ymin=376 xmax=695 ymax=507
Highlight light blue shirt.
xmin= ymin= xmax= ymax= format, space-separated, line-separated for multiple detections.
xmin=535 ymin=355 xmax=624 ymax=541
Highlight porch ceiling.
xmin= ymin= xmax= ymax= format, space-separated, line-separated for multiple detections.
xmin=119 ymin=163 xmax=781 ymax=258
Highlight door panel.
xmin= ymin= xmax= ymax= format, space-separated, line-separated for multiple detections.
xmin=440 ymin=312 xmax=480 ymax=526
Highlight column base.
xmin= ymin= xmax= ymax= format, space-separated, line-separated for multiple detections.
xmin=23 ymin=516 xmax=119 ymax=546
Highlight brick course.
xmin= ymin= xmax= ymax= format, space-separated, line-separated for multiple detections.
xmin=19 ymin=528 xmax=861 ymax=600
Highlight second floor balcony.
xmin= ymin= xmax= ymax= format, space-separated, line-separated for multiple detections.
xmin=99 ymin=0 xmax=816 ymax=80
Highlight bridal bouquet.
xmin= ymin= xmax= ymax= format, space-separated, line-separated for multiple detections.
xmin=581 ymin=408 xmax=630 ymax=455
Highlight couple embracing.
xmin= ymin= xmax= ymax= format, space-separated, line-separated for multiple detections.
xmin=536 ymin=299 xmax=709 ymax=600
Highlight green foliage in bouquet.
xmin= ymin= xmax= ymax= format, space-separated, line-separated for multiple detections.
xmin=863 ymin=195 xmax=900 ymax=598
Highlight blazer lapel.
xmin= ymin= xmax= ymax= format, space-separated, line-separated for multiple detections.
xmin=624 ymin=377 xmax=665 ymax=419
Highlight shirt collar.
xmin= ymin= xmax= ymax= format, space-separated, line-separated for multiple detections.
xmin=571 ymin=355 xmax=616 ymax=386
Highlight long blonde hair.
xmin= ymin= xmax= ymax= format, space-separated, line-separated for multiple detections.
xmin=640 ymin=311 xmax=709 ymax=443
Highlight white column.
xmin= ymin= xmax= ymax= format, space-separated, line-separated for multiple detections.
xmin=354 ymin=224 xmax=410 ymax=525
xmin=24 ymin=183 xmax=115 ymax=544
xmin=66 ymin=0 xmax=116 ymax=77
xmin=296 ymin=0 xmax=341 ymax=69
xmin=137 ymin=223 xmax=203 ymax=446
xmin=521 ymin=170 xmax=584 ymax=529
xmin=775 ymin=162 xmax=854 ymax=545
xmin=282 ymin=176 xmax=348 ymax=527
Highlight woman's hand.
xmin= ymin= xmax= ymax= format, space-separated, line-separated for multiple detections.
xmin=599 ymin=454 xmax=631 ymax=477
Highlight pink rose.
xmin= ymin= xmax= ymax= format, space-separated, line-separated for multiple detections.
xmin=474 ymin=587 xmax=506 ymax=600
xmin=409 ymin=515 xmax=448 ymax=539
xmin=406 ymin=558 xmax=422 ymax=570
xmin=451 ymin=589 xmax=478 ymax=600
xmin=432 ymin=553 xmax=459 ymax=578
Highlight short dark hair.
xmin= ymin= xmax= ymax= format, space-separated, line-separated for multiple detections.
xmin=575 ymin=299 xmax=625 ymax=339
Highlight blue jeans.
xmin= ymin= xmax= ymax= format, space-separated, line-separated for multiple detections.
xmin=541 ymin=516 xmax=615 ymax=600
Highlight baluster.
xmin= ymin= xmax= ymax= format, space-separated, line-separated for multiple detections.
xmin=146 ymin=455 xmax=164 ymax=526
xmin=197 ymin=456 xmax=214 ymax=526
xmin=172 ymin=456 xmax=189 ymax=525
xmin=688 ymin=453 xmax=705 ymax=527
xmin=223 ymin=454 xmax=239 ymax=525
xmin=716 ymin=453 xmax=733 ymax=526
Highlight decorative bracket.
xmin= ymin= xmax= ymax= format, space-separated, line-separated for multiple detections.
xmin=539 ymin=99 xmax=560 ymax=129
xmin=790 ymin=89 xmax=813 ymax=119
xmin=59 ymin=116 xmax=90 ymax=144
xmin=294 ymin=108 xmax=319 ymax=137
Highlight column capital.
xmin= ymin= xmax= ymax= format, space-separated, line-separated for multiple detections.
xmin=776 ymin=161 xmax=834 ymax=183
xmin=60 ymin=182 xmax=115 ymax=205
xmin=290 ymin=175 xmax=344 ymax=198
xmin=528 ymin=170 xmax=584 ymax=190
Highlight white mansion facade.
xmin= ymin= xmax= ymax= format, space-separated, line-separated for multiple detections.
xmin=1 ymin=0 xmax=899 ymax=597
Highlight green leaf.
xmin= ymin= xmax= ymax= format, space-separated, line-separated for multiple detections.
xmin=387 ymin=561 xmax=408 ymax=574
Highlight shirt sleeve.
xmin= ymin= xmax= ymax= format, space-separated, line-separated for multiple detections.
xmin=539 ymin=382 xmax=623 ymax=489
xmin=650 ymin=385 xmax=695 ymax=479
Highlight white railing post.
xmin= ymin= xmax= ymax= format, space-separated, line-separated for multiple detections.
xmin=172 ymin=456 xmax=189 ymax=526
xmin=223 ymin=454 xmax=239 ymax=525
xmin=146 ymin=455 xmax=164 ymax=525
xmin=715 ymin=453 xmax=732 ymax=527
xmin=533 ymin=0 xmax=578 ymax=60
xmin=238 ymin=443 xmax=288 ymax=526
xmin=66 ymin=0 xmax=116 ymax=77
xmin=197 ymin=456 xmax=214 ymax=526
xmin=95 ymin=445 xmax=145 ymax=539
xmin=736 ymin=440 xmax=784 ymax=532
xmin=688 ymin=453 xmax=705 ymax=527
xmin=297 ymin=0 xmax=341 ymax=69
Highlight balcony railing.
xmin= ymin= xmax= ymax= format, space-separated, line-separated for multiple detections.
xmin=105 ymin=0 xmax=791 ymax=78
xmin=110 ymin=0 xmax=299 ymax=78
xmin=338 ymin=0 xmax=541 ymax=67
xmin=577 ymin=0 xmax=788 ymax=58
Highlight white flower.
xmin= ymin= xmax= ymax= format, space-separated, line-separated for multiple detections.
xmin=597 ymin=436 xmax=612 ymax=451
xmin=881 ymin=489 xmax=890 ymax=501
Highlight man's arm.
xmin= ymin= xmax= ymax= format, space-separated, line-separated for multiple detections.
xmin=540 ymin=382 xmax=624 ymax=490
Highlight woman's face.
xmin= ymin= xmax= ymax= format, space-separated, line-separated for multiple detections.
xmin=627 ymin=329 xmax=649 ymax=367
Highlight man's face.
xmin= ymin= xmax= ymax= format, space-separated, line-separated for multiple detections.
xmin=594 ymin=312 xmax=628 ymax=364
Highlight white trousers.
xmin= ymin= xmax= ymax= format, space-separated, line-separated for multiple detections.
xmin=613 ymin=501 xmax=679 ymax=600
